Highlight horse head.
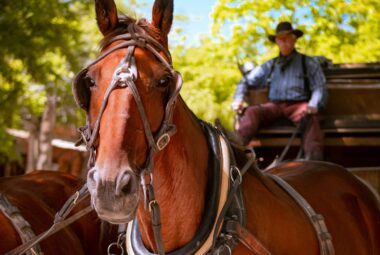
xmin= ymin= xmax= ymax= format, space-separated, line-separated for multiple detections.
xmin=73 ymin=0 xmax=179 ymax=224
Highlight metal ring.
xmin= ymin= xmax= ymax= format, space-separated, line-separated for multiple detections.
xmin=73 ymin=191 xmax=80 ymax=204
xmin=156 ymin=133 xmax=170 ymax=150
xmin=230 ymin=166 xmax=242 ymax=184
xmin=140 ymin=170 xmax=154 ymax=186
xmin=148 ymin=200 xmax=157 ymax=212
xmin=223 ymin=244 xmax=232 ymax=255
xmin=107 ymin=242 xmax=125 ymax=255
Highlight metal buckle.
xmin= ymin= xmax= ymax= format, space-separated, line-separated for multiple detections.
xmin=156 ymin=133 xmax=170 ymax=150
xmin=230 ymin=166 xmax=242 ymax=184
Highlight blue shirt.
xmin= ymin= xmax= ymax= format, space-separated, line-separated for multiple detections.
xmin=234 ymin=51 xmax=327 ymax=109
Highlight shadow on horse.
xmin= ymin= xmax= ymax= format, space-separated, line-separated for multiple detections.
xmin=72 ymin=0 xmax=380 ymax=254
xmin=0 ymin=171 xmax=118 ymax=255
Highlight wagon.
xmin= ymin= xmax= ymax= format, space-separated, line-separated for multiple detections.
xmin=243 ymin=62 xmax=380 ymax=194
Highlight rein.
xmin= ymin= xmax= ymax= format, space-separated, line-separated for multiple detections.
xmin=5 ymin=185 xmax=91 ymax=255
xmin=74 ymin=21 xmax=182 ymax=255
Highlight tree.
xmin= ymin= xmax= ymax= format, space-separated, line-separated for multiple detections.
xmin=171 ymin=37 xmax=239 ymax=127
xmin=0 ymin=0 xmax=97 ymax=166
xmin=211 ymin=0 xmax=380 ymax=63
xmin=170 ymin=0 xmax=380 ymax=128
xmin=0 ymin=0 xmax=148 ymax=169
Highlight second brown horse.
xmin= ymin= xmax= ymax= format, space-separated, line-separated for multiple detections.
xmin=0 ymin=171 xmax=118 ymax=255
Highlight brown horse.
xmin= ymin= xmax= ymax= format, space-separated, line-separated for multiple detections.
xmin=74 ymin=0 xmax=380 ymax=254
xmin=0 ymin=171 xmax=118 ymax=255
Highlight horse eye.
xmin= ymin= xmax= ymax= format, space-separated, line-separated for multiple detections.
xmin=158 ymin=75 xmax=171 ymax=88
xmin=85 ymin=75 xmax=96 ymax=88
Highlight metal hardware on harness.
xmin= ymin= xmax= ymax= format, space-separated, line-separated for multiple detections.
xmin=156 ymin=133 xmax=171 ymax=150
xmin=223 ymin=221 xmax=272 ymax=255
xmin=108 ymin=231 xmax=126 ymax=255
xmin=230 ymin=166 xmax=242 ymax=184
xmin=141 ymin=170 xmax=154 ymax=209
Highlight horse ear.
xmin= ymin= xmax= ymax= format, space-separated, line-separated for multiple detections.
xmin=152 ymin=0 xmax=174 ymax=36
xmin=95 ymin=0 xmax=119 ymax=35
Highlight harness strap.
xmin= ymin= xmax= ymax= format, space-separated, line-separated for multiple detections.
xmin=211 ymin=155 xmax=255 ymax=247
xmin=5 ymin=185 xmax=92 ymax=255
xmin=268 ymin=174 xmax=335 ymax=255
xmin=224 ymin=221 xmax=272 ymax=255
xmin=150 ymin=200 xmax=165 ymax=254
xmin=0 ymin=193 xmax=43 ymax=255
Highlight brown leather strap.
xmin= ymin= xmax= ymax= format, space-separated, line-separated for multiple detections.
xmin=235 ymin=222 xmax=272 ymax=255
xmin=225 ymin=220 xmax=271 ymax=255
xmin=5 ymin=185 xmax=91 ymax=255
xmin=0 ymin=193 xmax=43 ymax=255
xmin=268 ymin=174 xmax=335 ymax=255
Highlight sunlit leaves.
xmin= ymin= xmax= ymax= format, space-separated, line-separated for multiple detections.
xmin=211 ymin=0 xmax=380 ymax=64
xmin=0 ymin=0 xmax=94 ymax=160
xmin=171 ymin=38 xmax=239 ymax=127
xmin=170 ymin=0 xmax=379 ymax=129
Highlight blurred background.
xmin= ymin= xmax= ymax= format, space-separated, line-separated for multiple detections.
xmin=0 ymin=0 xmax=379 ymax=178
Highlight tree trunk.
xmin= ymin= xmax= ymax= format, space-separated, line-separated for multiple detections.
xmin=36 ymin=95 xmax=57 ymax=170
xmin=26 ymin=125 xmax=39 ymax=173
xmin=23 ymin=116 xmax=39 ymax=173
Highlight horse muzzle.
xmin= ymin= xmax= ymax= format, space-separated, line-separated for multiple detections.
xmin=87 ymin=168 xmax=140 ymax=223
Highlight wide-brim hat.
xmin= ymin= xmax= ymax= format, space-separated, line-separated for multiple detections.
xmin=268 ymin=21 xmax=303 ymax=43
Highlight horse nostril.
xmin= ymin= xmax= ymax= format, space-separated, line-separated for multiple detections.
xmin=116 ymin=171 xmax=132 ymax=196
xmin=87 ymin=168 xmax=100 ymax=190
xmin=121 ymin=181 xmax=132 ymax=195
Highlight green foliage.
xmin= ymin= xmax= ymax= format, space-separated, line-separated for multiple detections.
xmin=211 ymin=0 xmax=380 ymax=63
xmin=172 ymin=37 xmax=240 ymax=127
xmin=0 ymin=0 xmax=96 ymax=161
xmin=1 ymin=0 xmax=378 ymax=161
xmin=171 ymin=0 xmax=380 ymax=128
xmin=0 ymin=0 xmax=145 ymax=162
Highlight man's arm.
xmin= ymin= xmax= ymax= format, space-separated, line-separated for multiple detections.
xmin=232 ymin=60 xmax=274 ymax=112
xmin=306 ymin=57 xmax=327 ymax=113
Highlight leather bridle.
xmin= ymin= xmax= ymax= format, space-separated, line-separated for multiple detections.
xmin=73 ymin=21 xmax=182 ymax=255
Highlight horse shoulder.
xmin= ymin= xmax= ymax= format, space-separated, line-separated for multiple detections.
xmin=254 ymin=161 xmax=380 ymax=254
xmin=241 ymin=170 xmax=320 ymax=254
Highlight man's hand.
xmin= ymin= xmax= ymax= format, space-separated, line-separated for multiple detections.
xmin=304 ymin=106 xmax=318 ymax=115
xmin=231 ymin=100 xmax=244 ymax=114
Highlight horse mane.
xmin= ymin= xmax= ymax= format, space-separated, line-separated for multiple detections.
xmin=100 ymin=15 xmax=163 ymax=50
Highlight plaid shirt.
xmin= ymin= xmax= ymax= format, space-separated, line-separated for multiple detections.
xmin=234 ymin=51 xmax=327 ymax=109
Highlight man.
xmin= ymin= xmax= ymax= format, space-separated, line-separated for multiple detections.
xmin=231 ymin=21 xmax=327 ymax=160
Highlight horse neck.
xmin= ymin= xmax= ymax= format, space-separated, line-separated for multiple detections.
xmin=136 ymin=97 xmax=209 ymax=251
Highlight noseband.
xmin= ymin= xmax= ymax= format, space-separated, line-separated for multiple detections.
xmin=73 ymin=21 xmax=182 ymax=254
